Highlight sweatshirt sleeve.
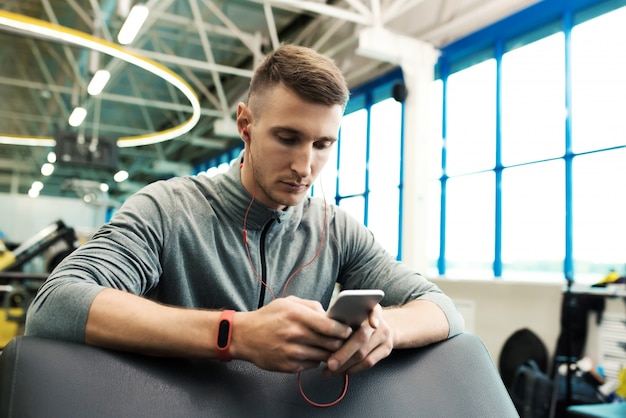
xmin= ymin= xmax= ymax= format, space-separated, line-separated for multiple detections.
xmin=25 ymin=182 xmax=171 ymax=342
xmin=334 ymin=209 xmax=465 ymax=339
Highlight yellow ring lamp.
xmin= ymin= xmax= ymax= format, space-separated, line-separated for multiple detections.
xmin=0 ymin=10 xmax=201 ymax=147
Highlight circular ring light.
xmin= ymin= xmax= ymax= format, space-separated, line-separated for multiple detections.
xmin=0 ymin=10 xmax=201 ymax=147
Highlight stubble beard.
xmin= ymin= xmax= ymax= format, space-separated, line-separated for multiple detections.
xmin=253 ymin=165 xmax=306 ymax=209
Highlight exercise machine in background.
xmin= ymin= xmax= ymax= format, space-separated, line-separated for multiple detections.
xmin=0 ymin=220 xmax=79 ymax=346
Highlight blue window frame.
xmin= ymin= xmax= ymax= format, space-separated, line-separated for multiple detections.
xmin=195 ymin=0 xmax=626 ymax=283
xmin=435 ymin=0 xmax=626 ymax=283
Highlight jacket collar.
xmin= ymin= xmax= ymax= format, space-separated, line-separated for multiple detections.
xmin=214 ymin=155 xmax=296 ymax=230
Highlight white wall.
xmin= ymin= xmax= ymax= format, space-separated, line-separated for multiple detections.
xmin=0 ymin=193 xmax=107 ymax=244
xmin=433 ymin=278 xmax=625 ymax=369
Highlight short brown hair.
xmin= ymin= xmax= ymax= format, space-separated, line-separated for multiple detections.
xmin=248 ymin=44 xmax=350 ymax=109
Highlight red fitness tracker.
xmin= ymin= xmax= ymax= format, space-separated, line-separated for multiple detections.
xmin=216 ymin=310 xmax=235 ymax=362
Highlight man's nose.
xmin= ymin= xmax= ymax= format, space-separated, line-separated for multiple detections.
xmin=291 ymin=146 xmax=313 ymax=179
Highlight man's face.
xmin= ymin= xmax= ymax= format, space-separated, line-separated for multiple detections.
xmin=237 ymin=84 xmax=343 ymax=210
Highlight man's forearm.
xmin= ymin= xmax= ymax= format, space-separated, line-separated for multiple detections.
xmin=383 ymin=299 xmax=450 ymax=349
xmin=85 ymin=288 xmax=220 ymax=358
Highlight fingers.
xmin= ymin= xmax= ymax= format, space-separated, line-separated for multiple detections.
xmin=279 ymin=296 xmax=352 ymax=341
xmin=368 ymin=304 xmax=382 ymax=329
xmin=324 ymin=306 xmax=392 ymax=376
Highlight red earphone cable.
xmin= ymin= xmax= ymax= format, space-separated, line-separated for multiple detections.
xmin=297 ymin=371 xmax=349 ymax=408
xmin=242 ymin=156 xmax=327 ymax=300
xmin=241 ymin=156 xmax=343 ymax=407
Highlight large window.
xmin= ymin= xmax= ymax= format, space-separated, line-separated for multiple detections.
xmin=434 ymin=0 xmax=626 ymax=284
xmin=197 ymin=1 xmax=626 ymax=283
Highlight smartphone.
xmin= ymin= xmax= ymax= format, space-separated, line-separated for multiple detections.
xmin=326 ymin=289 xmax=385 ymax=328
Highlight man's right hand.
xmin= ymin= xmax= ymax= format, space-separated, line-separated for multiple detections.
xmin=231 ymin=296 xmax=352 ymax=373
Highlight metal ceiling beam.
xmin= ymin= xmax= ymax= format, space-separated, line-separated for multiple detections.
xmin=157 ymin=12 xmax=258 ymax=46
xmin=66 ymin=0 xmax=96 ymax=34
xmin=189 ymin=0 xmax=229 ymax=115
xmin=263 ymin=1 xmax=280 ymax=50
xmin=311 ymin=15 xmax=348 ymax=51
xmin=249 ymin=0 xmax=372 ymax=25
xmin=200 ymin=0 xmax=261 ymax=54
xmin=383 ymin=0 xmax=426 ymax=24
xmin=41 ymin=0 xmax=87 ymax=92
xmin=86 ymin=0 xmax=114 ymax=42
xmin=344 ymin=0 xmax=373 ymax=20
xmin=26 ymin=39 xmax=71 ymax=120
xmin=0 ymin=76 xmax=72 ymax=95
xmin=125 ymin=48 xmax=255 ymax=78
xmin=151 ymin=35 xmax=221 ymax=109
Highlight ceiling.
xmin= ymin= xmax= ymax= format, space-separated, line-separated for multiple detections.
xmin=0 ymin=0 xmax=538 ymax=205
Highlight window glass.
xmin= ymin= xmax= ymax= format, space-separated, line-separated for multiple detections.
xmin=428 ymin=80 xmax=443 ymax=276
xmin=368 ymin=98 xmax=402 ymax=257
xmin=446 ymin=59 xmax=496 ymax=176
xmin=338 ymin=195 xmax=365 ymax=225
xmin=338 ymin=109 xmax=368 ymax=196
xmin=445 ymin=171 xmax=495 ymax=278
xmin=368 ymin=187 xmax=399 ymax=257
xmin=571 ymin=6 xmax=626 ymax=153
xmin=501 ymin=33 xmax=565 ymax=166
xmin=501 ymin=161 xmax=565 ymax=280
xmin=573 ymin=149 xmax=626 ymax=284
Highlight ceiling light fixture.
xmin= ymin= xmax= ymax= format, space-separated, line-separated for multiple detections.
xmin=31 ymin=181 xmax=44 ymax=191
xmin=117 ymin=4 xmax=149 ymax=45
xmin=68 ymin=107 xmax=88 ymax=127
xmin=0 ymin=10 xmax=201 ymax=147
xmin=113 ymin=170 xmax=129 ymax=182
xmin=87 ymin=69 xmax=111 ymax=96
xmin=41 ymin=163 xmax=54 ymax=176
xmin=0 ymin=135 xmax=55 ymax=147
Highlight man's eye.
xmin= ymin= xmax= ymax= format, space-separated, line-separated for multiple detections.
xmin=278 ymin=136 xmax=296 ymax=144
xmin=314 ymin=141 xmax=332 ymax=150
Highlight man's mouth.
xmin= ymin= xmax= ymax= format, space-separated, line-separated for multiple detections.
xmin=281 ymin=180 xmax=308 ymax=191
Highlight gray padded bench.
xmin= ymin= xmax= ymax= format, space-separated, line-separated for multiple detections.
xmin=0 ymin=333 xmax=517 ymax=417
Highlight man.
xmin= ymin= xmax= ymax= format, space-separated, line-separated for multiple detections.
xmin=25 ymin=45 xmax=463 ymax=377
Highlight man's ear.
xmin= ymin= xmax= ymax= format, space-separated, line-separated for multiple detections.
xmin=236 ymin=102 xmax=251 ymax=145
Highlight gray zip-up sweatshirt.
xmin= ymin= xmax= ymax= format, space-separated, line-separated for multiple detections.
xmin=25 ymin=159 xmax=463 ymax=342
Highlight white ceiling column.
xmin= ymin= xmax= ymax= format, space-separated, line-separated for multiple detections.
xmin=357 ymin=27 xmax=439 ymax=274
